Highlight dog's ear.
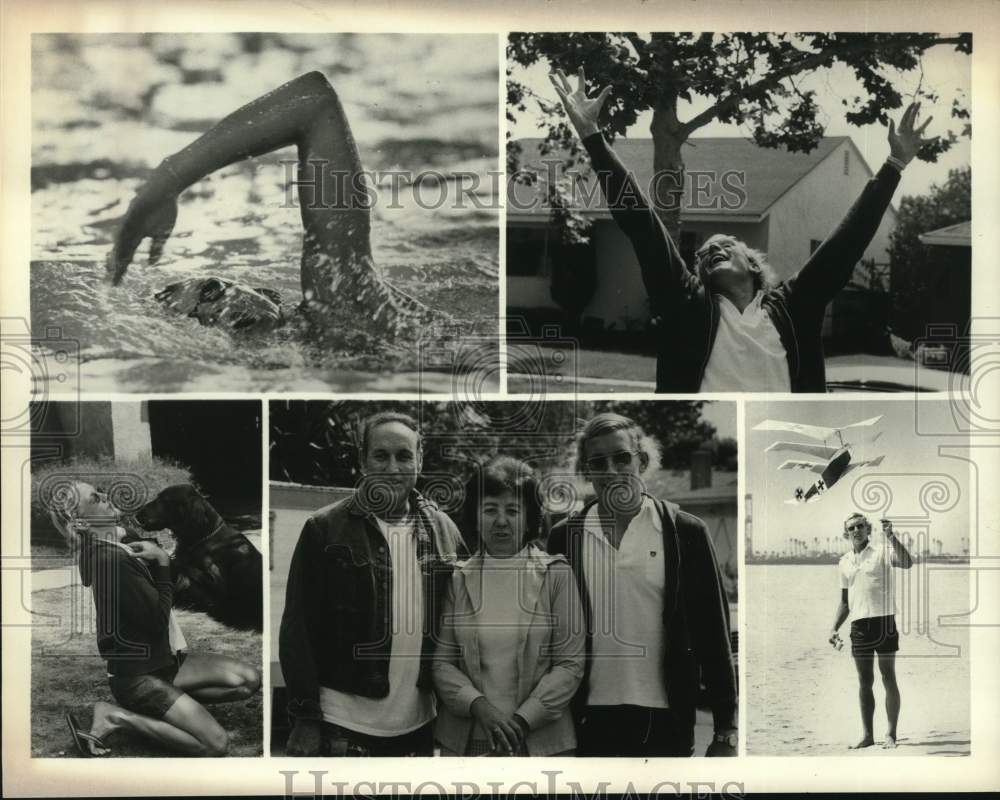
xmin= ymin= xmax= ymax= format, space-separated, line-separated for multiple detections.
xmin=188 ymin=488 xmax=220 ymax=537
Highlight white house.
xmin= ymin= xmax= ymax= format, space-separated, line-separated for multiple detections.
xmin=507 ymin=136 xmax=897 ymax=334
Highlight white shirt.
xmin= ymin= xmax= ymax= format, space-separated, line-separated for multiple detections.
xmin=839 ymin=540 xmax=895 ymax=621
xmin=700 ymin=292 xmax=791 ymax=392
xmin=319 ymin=516 xmax=435 ymax=736
xmin=582 ymin=498 xmax=669 ymax=708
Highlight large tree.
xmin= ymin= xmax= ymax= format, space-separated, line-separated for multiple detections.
xmin=887 ymin=165 xmax=971 ymax=338
xmin=508 ymin=32 xmax=972 ymax=239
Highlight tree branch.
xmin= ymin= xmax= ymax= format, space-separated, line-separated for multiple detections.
xmin=679 ymin=35 xmax=967 ymax=138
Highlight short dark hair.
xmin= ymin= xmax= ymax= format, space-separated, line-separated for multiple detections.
xmin=463 ymin=456 xmax=542 ymax=548
xmin=359 ymin=411 xmax=421 ymax=458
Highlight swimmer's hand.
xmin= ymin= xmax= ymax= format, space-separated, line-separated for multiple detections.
xmin=829 ymin=631 xmax=844 ymax=651
xmin=107 ymin=171 xmax=179 ymax=285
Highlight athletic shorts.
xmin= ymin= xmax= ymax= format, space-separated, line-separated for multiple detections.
xmin=850 ymin=615 xmax=899 ymax=656
xmin=108 ymin=652 xmax=187 ymax=719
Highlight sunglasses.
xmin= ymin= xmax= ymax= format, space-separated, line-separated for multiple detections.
xmin=585 ymin=450 xmax=641 ymax=472
xmin=846 ymin=523 xmax=868 ymax=532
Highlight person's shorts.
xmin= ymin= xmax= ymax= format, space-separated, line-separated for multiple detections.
xmin=850 ymin=615 xmax=899 ymax=656
xmin=108 ymin=652 xmax=186 ymax=719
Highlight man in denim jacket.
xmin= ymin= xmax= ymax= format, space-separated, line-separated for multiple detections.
xmin=279 ymin=412 xmax=466 ymax=756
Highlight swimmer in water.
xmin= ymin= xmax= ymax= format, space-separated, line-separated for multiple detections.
xmin=108 ymin=71 xmax=440 ymax=339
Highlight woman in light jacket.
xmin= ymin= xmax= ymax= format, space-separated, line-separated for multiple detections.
xmin=433 ymin=457 xmax=585 ymax=756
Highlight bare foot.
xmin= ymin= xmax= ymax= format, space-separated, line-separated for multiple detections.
xmin=882 ymin=734 xmax=898 ymax=749
xmin=88 ymin=700 xmax=122 ymax=752
xmin=849 ymin=735 xmax=875 ymax=749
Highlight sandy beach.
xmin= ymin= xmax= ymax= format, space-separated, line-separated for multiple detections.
xmin=746 ymin=563 xmax=970 ymax=756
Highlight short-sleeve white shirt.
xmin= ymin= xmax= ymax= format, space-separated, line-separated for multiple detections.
xmin=839 ymin=541 xmax=895 ymax=621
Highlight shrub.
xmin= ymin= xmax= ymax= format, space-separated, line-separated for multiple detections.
xmin=30 ymin=456 xmax=194 ymax=549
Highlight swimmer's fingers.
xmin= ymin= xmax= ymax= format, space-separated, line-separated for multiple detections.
xmin=108 ymin=225 xmax=142 ymax=285
xmin=147 ymin=205 xmax=177 ymax=267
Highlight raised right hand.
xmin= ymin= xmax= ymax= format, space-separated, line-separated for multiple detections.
xmin=549 ymin=67 xmax=612 ymax=140
xmin=285 ymin=718 xmax=322 ymax=757
xmin=107 ymin=174 xmax=179 ymax=285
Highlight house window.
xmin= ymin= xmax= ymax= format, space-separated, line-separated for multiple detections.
xmin=843 ymin=150 xmax=850 ymax=175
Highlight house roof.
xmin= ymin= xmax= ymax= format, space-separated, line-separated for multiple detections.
xmin=919 ymin=220 xmax=971 ymax=247
xmin=509 ymin=135 xmax=858 ymax=221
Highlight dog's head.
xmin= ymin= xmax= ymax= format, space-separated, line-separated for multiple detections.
xmin=134 ymin=484 xmax=219 ymax=543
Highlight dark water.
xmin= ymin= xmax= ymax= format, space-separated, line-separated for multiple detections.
xmin=31 ymin=33 xmax=499 ymax=392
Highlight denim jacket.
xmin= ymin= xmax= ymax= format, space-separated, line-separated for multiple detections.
xmin=278 ymin=490 xmax=466 ymax=722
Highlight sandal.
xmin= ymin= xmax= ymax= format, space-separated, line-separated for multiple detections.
xmin=65 ymin=712 xmax=110 ymax=757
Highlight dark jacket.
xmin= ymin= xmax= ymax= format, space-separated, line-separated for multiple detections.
xmin=79 ymin=537 xmax=175 ymax=677
xmin=546 ymin=496 xmax=737 ymax=741
xmin=279 ymin=490 xmax=467 ymax=722
xmin=582 ymin=132 xmax=901 ymax=392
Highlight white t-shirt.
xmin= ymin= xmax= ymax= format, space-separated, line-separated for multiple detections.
xmin=582 ymin=499 xmax=669 ymax=708
xmin=319 ymin=516 xmax=435 ymax=736
xmin=839 ymin=540 xmax=895 ymax=621
xmin=700 ymin=292 xmax=791 ymax=392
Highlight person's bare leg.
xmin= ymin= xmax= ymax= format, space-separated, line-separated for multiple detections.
xmin=174 ymin=652 xmax=261 ymax=704
xmin=849 ymin=655 xmax=876 ymax=749
xmin=878 ymin=653 xmax=901 ymax=748
xmin=88 ymin=698 xmax=227 ymax=756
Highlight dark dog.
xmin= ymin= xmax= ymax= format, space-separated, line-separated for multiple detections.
xmin=134 ymin=484 xmax=262 ymax=632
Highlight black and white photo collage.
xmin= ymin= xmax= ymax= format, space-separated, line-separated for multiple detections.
xmin=2 ymin=2 xmax=997 ymax=796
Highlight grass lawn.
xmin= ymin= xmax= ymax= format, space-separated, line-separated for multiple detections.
xmin=31 ymin=586 xmax=263 ymax=757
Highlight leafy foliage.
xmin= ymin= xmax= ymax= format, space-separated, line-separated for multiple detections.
xmin=888 ymin=166 xmax=971 ymax=338
xmin=508 ymin=32 xmax=971 ymax=237
xmin=269 ymin=400 xmax=731 ymax=489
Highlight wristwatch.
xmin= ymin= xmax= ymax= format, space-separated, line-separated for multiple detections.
xmin=713 ymin=731 xmax=738 ymax=748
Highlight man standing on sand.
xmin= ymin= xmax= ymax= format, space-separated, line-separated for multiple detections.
xmin=829 ymin=512 xmax=913 ymax=749
xmin=279 ymin=411 xmax=466 ymax=756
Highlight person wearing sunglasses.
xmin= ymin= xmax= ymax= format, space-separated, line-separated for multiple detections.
xmin=546 ymin=413 xmax=737 ymax=756
xmin=550 ymin=67 xmax=935 ymax=392
xmin=829 ymin=512 xmax=913 ymax=750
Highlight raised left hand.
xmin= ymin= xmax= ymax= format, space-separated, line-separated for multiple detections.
xmin=888 ymin=102 xmax=934 ymax=166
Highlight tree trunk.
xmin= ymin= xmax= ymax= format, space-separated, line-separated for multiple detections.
xmin=649 ymin=100 xmax=687 ymax=242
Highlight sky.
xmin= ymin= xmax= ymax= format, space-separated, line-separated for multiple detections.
xmin=508 ymin=36 xmax=971 ymax=199
xmin=746 ymin=399 xmax=973 ymax=556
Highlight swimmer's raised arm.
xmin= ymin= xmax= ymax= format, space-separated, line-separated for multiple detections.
xmin=108 ymin=71 xmax=370 ymax=306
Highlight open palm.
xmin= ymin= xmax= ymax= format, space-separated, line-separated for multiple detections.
xmin=888 ymin=101 xmax=934 ymax=165
xmin=549 ymin=67 xmax=611 ymax=139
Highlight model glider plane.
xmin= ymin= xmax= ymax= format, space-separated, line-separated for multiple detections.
xmin=753 ymin=415 xmax=885 ymax=504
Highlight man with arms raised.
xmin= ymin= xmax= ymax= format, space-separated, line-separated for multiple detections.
xmin=829 ymin=512 xmax=913 ymax=749
xmin=550 ymin=68 xmax=934 ymax=392
xmin=279 ymin=412 xmax=466 ymax=756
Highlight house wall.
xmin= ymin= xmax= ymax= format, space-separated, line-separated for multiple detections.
xmin=765 ymin=141 xmax=897 ymax=282
xmin=581 ymin=219 xmax=764 ymax=329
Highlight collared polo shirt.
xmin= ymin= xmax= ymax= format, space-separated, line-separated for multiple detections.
xmin=839 ymin=541 xmax=895 ymax=621
xmin=582 ymin=498 xmax=669 ymax=708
